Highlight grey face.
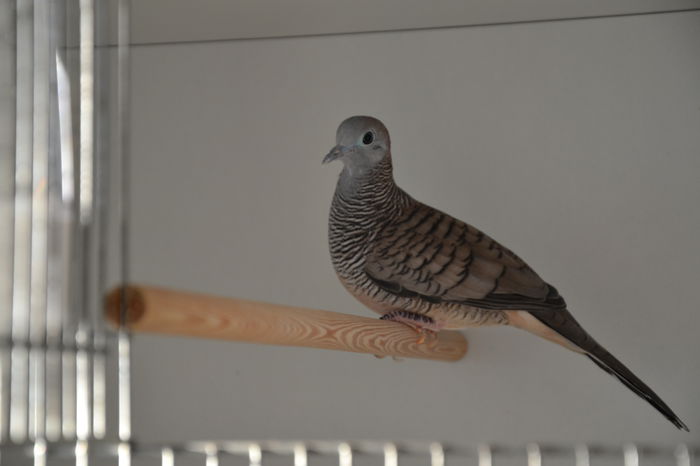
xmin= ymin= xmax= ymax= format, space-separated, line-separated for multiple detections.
xmin=322 ymin=116 xmax=391 ymax=176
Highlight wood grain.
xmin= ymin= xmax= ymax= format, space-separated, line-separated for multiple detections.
xmin=104 ymin=285 xmax=467 ymax=362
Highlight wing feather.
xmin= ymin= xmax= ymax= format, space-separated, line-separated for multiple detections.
xmin=365 ymin=204 xmax=565 ymax=311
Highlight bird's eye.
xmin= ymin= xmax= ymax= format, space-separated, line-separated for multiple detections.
xmin=362 ymin=131 xmax=374 ymax=145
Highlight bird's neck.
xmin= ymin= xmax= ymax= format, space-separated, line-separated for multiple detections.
xmin=337 ymin=156 xmax=395 ymax=197
xmin=334 ymin=156 xmax=411 ymax=222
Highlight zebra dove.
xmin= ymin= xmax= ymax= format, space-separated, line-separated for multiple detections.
xmin=323 ymin=115 xmax=687 ymax=431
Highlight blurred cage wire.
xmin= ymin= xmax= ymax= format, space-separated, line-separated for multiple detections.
xmin=0 ymin=1 xmax=696 ymax=465
xmin=0 ymin=0 xmax=131 ymax=462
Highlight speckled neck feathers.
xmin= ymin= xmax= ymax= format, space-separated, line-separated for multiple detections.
xmin=329 ymin=156 xmax=409 ymax=281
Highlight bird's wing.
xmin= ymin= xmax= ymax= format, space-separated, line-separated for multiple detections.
xmin=364 ymin=203 xmax=566 ymax=311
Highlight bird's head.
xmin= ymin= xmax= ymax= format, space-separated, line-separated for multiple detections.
xmin=322 ymin=116 xmax=391 ymax=177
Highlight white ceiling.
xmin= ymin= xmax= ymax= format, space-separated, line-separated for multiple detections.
xmin=107 ymin=0 xmax=700 ymax=45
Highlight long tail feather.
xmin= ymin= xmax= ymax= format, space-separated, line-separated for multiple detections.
xmin=530 ymin=309 xmax=688 ymax=431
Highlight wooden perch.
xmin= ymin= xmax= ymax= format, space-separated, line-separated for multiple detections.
xmin=104 ymin=285 xmax=467 ymax=362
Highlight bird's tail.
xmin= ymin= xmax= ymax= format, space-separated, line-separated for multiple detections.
xmin=526 ymin=309 xmax=689 ymax=431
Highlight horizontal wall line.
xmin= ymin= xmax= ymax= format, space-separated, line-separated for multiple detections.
xmin=108 ymin=7 xmax=700 ymax=49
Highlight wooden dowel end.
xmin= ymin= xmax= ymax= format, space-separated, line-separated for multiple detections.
xmin=105 ymin=285 xmax=467 ymax=362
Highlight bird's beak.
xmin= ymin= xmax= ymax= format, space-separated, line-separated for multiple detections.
xmin=322 ymin=145 xmax=347 ymax=165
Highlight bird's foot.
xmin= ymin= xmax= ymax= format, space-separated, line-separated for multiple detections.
xmin=380 ymin=311 xmax=443 ymax=345
xmin=416 ymin=329 xmax=438 ymax=346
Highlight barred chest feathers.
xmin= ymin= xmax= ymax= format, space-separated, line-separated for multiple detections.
xmin=327 ymin=159 xmax=401 ymax=285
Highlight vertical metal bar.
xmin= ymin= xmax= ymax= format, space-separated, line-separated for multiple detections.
xmin=574 ymin=445 xmax=590 ymax=466
xmin=0 ymin=0 xmax=17 ymax=444
xmin=294 ymin=444 xmax=308 ymax=466
xmin=118 ymin=441 xmax=131 ymax=466
xmin=78 ymin=0 xmax=94 ymax=227
xmin=429 ymin=443 xmax=444 ymax=466
xmin=383 ymin=444 xmax=397 ymax=466
xmin=45 ymin=0 xmax=69 ymax=441
xmin=116 ymin=0 xmax=132 ymax=452
xmin=117 ymin=332 xmax=130 ymax=441
xmin=28 ymin=0 xmax=51 ymax=442
xmin=90 ymin=347 xmax=105 ymax=438
xmin=62 ymin=0 xmax=80 ymax=442
xmin=33 ymin=438 xmax=47 ymax=466
xmin=117 ymin=442 xmax=131 ymax=466
xmin=62 ymin=347 xmax=76 ymax=438
xmin=338 ymin=443 xmax=352 ymax=466
xmin=10 ymin=0 xmax=34 ymax=443
xmin=75 ymin=346 xmax=90 ymax=440
xmin=43 ymin=221 xmax=60 ymax=436
xmin=0 ymin=354 xmax=10 ymax=441
xmin=477 ymin=445 xmax=492 ymax=466
xmin=161 ymin=447 xmax=175 ymax=466
xmin=75 ymin=439 xmax=89 ymax=466
xmin=526 ymin=444 xmax=542 ymax=466
xmin=248 ymin=443 xmax=262 ymax=466
xmin=90 ymin=0 xmax=111 ymax=439
xmin=675 ymin=444 xmax=691 ymax=466
xmin=623 ymin=444 xmax=639 ymax=466
xmin=207 ymin=444 xmax=220 ymax=466
xmin=75 ymin=0 xmax=95 ymax=447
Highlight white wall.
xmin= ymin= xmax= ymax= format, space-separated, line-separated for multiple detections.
xmin=126 ymin=11 xmax=699 ymax=444
xmin=114 ymin=0 xmax=700 ymax=45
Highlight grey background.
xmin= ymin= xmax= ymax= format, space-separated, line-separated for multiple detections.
xmin=99 ymin=0 xmax=700 ymax=45
xmin=124 ymin=11 xmax=700 ymax=444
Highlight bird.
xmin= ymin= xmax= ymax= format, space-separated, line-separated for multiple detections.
xmin=322 ymin=115 xmax=688 ymax=431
